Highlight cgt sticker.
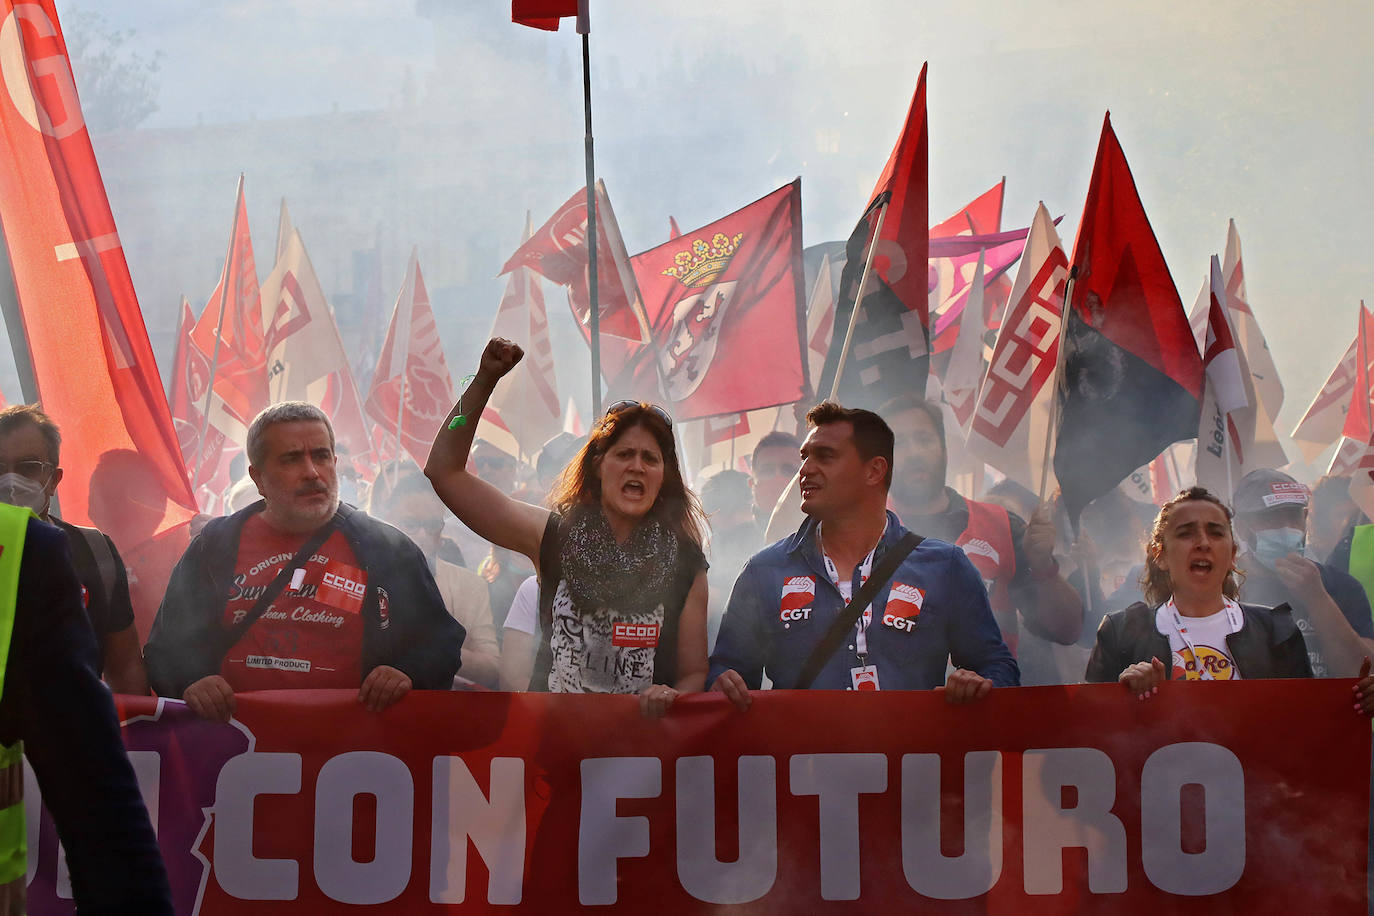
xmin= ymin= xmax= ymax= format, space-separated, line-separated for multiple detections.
xmin=882 ymin=582 xmax=925 ymax=632
xmin=779 ymin=575 xmax=815 ymax=622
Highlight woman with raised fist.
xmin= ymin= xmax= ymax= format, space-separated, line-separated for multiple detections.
xmin=426 ymin=338 xmax=708 ymax=716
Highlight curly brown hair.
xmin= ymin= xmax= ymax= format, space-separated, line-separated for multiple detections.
xmin=547 ymin=403 xmax=707 ymax=548
xmin=1140 ymin=486 xmax=1243 ymax=606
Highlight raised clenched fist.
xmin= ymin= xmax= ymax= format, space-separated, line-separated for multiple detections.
xmin=479 ymin=337 xmax=524 ymax=382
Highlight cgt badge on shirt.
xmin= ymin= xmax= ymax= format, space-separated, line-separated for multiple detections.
xmin=316 ymin=561 xmax=367 ymax=614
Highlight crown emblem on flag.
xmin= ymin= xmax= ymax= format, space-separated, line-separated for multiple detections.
xmin=662 ymin=232 xmax=744 ymax=287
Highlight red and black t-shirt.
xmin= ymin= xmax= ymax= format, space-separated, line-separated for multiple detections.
xmin=219 ymin=515 xmax=368 ymax=691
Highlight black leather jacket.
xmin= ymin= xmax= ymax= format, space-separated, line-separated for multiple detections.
xmin=1085 ymin=600 xmax=1312 ymax=683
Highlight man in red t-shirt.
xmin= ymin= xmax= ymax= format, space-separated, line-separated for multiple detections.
xmin=146 ymin=403 xmax=463 ymax=721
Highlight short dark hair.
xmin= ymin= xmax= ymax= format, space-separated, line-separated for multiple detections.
xmin=752 ymin=430 xmax=801 ymax=463
xmin=879 ymin=391 xmax=946 ymax=451
xmin=700 ymin=469 xmax=753 ymax=515
xmin=246 ymin=402 xmax=335 ymax=466
xmin=805 ymin=401 xmax=894 ymax=488
xmin=0 ymin=403 xmax=61 ymax=463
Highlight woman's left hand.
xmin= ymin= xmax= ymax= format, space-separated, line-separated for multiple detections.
xmin=639 ymin=684 xmax=680 ymax=719
xmin=1354 ymin=657 xmax=1374 ymax=716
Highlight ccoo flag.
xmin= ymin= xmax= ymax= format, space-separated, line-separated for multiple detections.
xmin=966 ymin=203 xmax=1068 ymax=491
xmin=1194 ymin=256 xmax=1250 ymax=496
xmin=1053 ymin=114 xmax=1203 ymax=524
xmin=363 ymin=252 xmax=457 ymax=469
xmin=486 ymin=213 xmax=563 ymax=458
xmin=260 ymin=219 xmax=374 ymax=471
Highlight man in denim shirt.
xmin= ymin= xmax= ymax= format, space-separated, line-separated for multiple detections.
xmin=709 ymin=402 xmax=1017 ymax=708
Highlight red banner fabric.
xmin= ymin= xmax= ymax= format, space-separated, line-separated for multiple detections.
xmin=25 ymin=682 xmax=1370 ymax=913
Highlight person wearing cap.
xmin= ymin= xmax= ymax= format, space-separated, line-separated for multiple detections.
xmin=1231 ymin=468 xmax=1374 ymax=677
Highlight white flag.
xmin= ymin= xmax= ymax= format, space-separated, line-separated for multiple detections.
xmin=965 ymin=203 xmax=1066 ymax=492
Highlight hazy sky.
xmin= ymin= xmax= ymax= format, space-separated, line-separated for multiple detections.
xmin=44 ymin=0 xmax=1374 ymax=453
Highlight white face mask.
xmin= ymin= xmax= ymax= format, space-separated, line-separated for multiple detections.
xmin=0 ymin=472 xmax=48 ymax=514
xmin=1251 ymin=526 xmax=1305 ymax=567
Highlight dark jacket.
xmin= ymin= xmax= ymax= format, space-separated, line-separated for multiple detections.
xmin=0 ymin=518 xmax=171 ymax=915
xmin=145 ymin=500 xmax=463 ymax=697
xmin=1084 ymin=600 xmax=1313 ymax=683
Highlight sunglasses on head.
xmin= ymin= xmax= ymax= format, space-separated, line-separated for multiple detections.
xmin=604 ymin=399 xmax=673 ymax=430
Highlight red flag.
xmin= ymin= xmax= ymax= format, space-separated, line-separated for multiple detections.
xmin=1341 ymin=305 xmax=1374 ymax=445
xmin=168 ymin=296 xmax=236 ymax=511
xmin=501 ymin=182 xmax=649 ymax=377
xmin=363 ymin=252 xmax=457 ymax=469
xmin=512 ymin=0 xmax=582 ymax=31
xmin=0 ymin=0 xmax=197 ymax=636
xmin=1054 ymin=113 xmax=1203 ymax=522
xmin=621 ymin=180 xmax=806 ymax=421
xmin=191 ymin=178 xmax=269 ymax=431
xmin=815 ymin=65 xmax=929 ymax=409
xmin=867 ymin=64 xmax=930 ymax=325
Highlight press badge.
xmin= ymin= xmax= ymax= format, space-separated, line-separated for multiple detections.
xmin=850 ymin=664 xmax=880 ymax=691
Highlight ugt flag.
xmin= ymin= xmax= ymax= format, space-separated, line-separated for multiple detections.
xmin=1054 ymin=114 xmax=1203 ymax=524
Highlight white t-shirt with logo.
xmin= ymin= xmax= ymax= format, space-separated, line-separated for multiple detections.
xmin=1157 ymin=598 xmax=1243 ymax=681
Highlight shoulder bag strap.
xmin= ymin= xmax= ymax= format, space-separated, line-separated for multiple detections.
xmin=795 ymin=531 xmax=923 ymax=690
xmin=219 ymin=517 xmax=339 ymax=656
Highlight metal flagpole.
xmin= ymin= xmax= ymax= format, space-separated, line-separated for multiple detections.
xmin=192 ymin=173 xmax=244 ymax=495
xmin=579 ymin=6 xmax=602 ymax=419
xmin=828 ymin=202 xmax=889 ymax=400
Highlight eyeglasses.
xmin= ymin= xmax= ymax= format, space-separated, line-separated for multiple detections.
xmin=604 ymin=399 xmax=673 ymax=430
xmin=0 ymin=459 xmax=53 ymax=481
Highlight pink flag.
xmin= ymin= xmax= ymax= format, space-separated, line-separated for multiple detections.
xmin=805 ymin=252 xmax=836 ymax=386
xmin=363 ymin=252 xmax=457 ymax=470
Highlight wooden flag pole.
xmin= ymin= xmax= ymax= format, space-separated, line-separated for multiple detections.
xmin=828 ymin=202 xmax=889 ymax=401
xmin=1038 ymin=266 xmax=1077 ymax=503
xmin=192 ymin=174 xmax=244 ymax=495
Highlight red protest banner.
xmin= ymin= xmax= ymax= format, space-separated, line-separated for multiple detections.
xmin=27 ymin=682 xmax=1369 ymax=913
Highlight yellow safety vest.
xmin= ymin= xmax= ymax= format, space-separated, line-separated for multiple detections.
xmin=0 ymin=503 xmax=31 ymax=914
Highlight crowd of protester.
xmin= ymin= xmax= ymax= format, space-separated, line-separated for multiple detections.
xmin=10 ymin=333 xmax=1374 ymax=909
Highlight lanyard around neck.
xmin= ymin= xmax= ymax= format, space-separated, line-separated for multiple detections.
xmin=1163 ymin=597 xmax=1242 ymax=681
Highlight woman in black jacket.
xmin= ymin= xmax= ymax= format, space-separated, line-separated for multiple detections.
xmin=1086 ymin=487 xmax=1312 ymax=696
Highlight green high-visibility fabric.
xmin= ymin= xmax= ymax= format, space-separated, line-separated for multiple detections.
xmin=1348 ymin=524 xmax=1374 ymax=627
xmin=0 ymin=503 xmax=31 ymax=890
